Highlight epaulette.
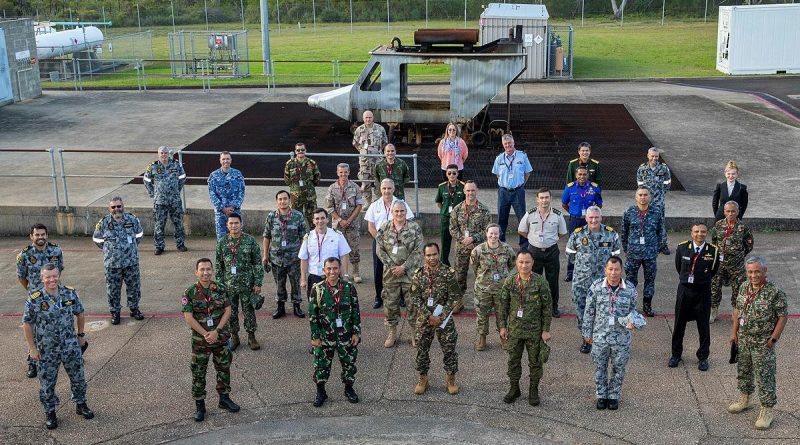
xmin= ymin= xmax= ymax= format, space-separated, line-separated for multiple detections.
xmin=303 ymin=233 xmax=309 ymax=240
xmin=708 ymin=243 xmax=718 ymax=250
xmin=21 ymin=245 xmax=33 ymax=253
xmin=591 ymin=158 xmax=600 ymax=164
xmin=438 ymin=181 xmax=448 ymax=187
xmin=64 ymin=285 xmax=75 ymax=290
xmin=569 ymin=158 xmax=579 ymax=163
xmin=332 ymin=228 xmax=343 ymax=235
xmin=574 ymin=226 xmax=583 ymax=233
xmin=678 ymin=240 xmax=691 ymax=246
xmin=639 ymin=162 xmax=647 ymax=167
xmin=567 ymin=181 xmax=575 ymax=187
xmin=552 ymin=208 xmax=562 ymax=215
xmin=527 ymin=208 xmax=537 ymax=214
xmin=606 ymin=226 xmax=615 ymax=232
xmin=29 ymin=291 xmax=41 ymax=300
xmin=591 ymin=182 xmax=599 ymax=187
xmin=449 ymin=267 xmax=456 ymax=273
xmin=47 ymin=242 xmax=58 ymax=248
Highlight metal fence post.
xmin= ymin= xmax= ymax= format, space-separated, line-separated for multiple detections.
xmin=57 ymin=148 xmax=71 ymax=212
xmin=140 ymin=59 xmax=147 ymax=91
xmin=412 ymin=154 xmax=419 ymax=215
xmin=177 ymin=150 xmax=188 ymax=213
xmin=47 ymin=147 xmax=61 ymax=210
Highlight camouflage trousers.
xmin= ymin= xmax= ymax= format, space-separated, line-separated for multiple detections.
xmin=571 ymin=281 xmax=592 ymax=332
xmin=336 ymin=218 xmax=361 ymax=265
xmin=357 ymin=157 xmax=380 ymax=203
xmin=624 ymin=257 xmax=657 ymax=305
xmin=313 ymin=340 xmax=358 ymax=384
xmin=383 ymin=281 xmax=416 ymax=329
xmin=507 ymin=336 xmax=544 ymax=382
xmin=711 ymin=262 xmax=745 ymax=309
xmin=272 ymin=261 xmax=302 ymax=304
xmin=191 ymin=341 xmax=232 ymax=399
xmin=415 ymin=321 xmax=458 ymax=375
xmin=454 ymin=245 xmax=472 ymax=296
xmin=737 ymin=339 xmax=777 ymax=407
xmin=228 ymin=287 xmax=257 ymax=335
xmin=214 ymin=208 xmax=240 ymax=240
xmin=652 ymin=199 xmax=666 ymax=231
xmin=35 ymin=338 xmax=87 ymax=413
xmin=291 ymin=193 xmax=317 ymax=230
xmin=474 ymin=284 xmax=501 ymax=336
xmin=591 ymin=340 xmax=631 ymax=400
xmin=440 ymin=219 xmax=453 ymax=266
xmin=105 ymin=264 xmax=141 ymax=312
xmin=153 ymin=203 xmax=185 ymax=249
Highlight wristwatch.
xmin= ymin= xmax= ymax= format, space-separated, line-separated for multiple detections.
xmin=769 ymin=337 xmax=778 ymax=343
xmin=77 ymin=332 xmax=86 ymax=337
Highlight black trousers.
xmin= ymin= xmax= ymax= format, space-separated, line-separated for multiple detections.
xmin=372 ymin=238 xmax=384 ymax=301
xmin=306 ymin=274 xmax=324 ymax=302
xmin=530 ymin=244 xmax=560 ymax=308
xmin=671 ymin=283 xmax=711 ymax=360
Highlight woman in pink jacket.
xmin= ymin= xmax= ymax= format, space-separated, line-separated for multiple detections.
xmin=437 ymin=123 xmax=469 ymax=180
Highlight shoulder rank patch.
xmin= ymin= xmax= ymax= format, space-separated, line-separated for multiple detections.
xmin=591 ymin=159 xmax=600 ymax=164
xmin=30 ymin=291 xmax=42 ymax=300
xmin=552 ymin=208 xmax=562 ymax=215
xmin=574 ymin=227 xmax=582 ymax=233
xmin=606 ymin=226 xmax=615 ymax=232
xmin=591 ymin=182 xmax=599 ymax=187
xmin=678 ymin=240 xmax=690 ymax=246
xmin=567 ymin=182 xmax=575 ymax=187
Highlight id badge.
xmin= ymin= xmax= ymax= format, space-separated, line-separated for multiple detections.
xmin=719 ymin=254 xmax=724 ymax=262
xmin=687 ymin=275 xmax=694 ymax=284
xmin=739 ymin=318 xmax=745 ymax=326
xmin=341 ymin=203 xmax=347 ymax=210
xmin=299 ymin=179 xmax=304 ymax=187
xmin=231 ymin=266 xmax=237 ymax=275
xmin=448 ymin=206 xmax=453 ymax=213
xmin=492 ymin=273 xmax=501 ymax=281
xmin=538 ymin=234 xmax=544 ymax=243
xmin=335 ymin=318 xmax=343 ymax=328
xmin=281 ymin=240 xmax=287 ymax=247
xmin=516 ymin=308 xmax=524 ymax=318
xmin=608 ymin=316 xmax=615 ymax=326
xmin=206 ymin=318 xmax=214 ymax=327
xmin=639 ymin=236 xmax=645 ymax=244
xmin=392 ymin=245 xmax=398 ymax=254
xmin=464 ymin=230 xmax=470 ymax=238
xmin=427 ymin=297 xmax=434 ymax=307
xmin=581 ymin=209 xmax=586 ymax=216
xmin=127 ymin=235 xmax=133 ymax=244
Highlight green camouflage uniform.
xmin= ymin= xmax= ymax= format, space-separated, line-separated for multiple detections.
xmin=410 ymin=263 xmax=462 ymax=375
xmin=497 ymin=272 xmax=552 ymax=383
xmin=734 ymin=281 xmax=787 ymax=407
xmin=374 ymin=158 xmax=410 ymax=200
xmin=376 ymin=220 xmax=424 ymax=328
xmin=710 ymin=219 xmax=754 ymax=309
xmin=449 ymin=200 xmax=492 ymax=297
xmin=284 ymin=157 xmax=321 ymax=228
xmin=181 ymin=281 xmax=232 ymax=400
xmin=310 ymin=279 xmax=361 ymax=384
xmin=215 ymin=233 xmax=264 ymax=336
xmin=434 ymin=181 xmax=465 ymax=266
xmin=470 ymin=241 xmax=517 ymax=335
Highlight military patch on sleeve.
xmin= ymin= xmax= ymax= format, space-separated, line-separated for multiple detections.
xmin=40 ymin=301 xmax=49 ymax=311
xmin=146 ymin=165 xmax=152 ymax=172
xmin=574 ymin=227 xmax=582 ymax=233
xmin=181 ymin=296 xmax=189 ymax=305
xmin=581 ymin=237 xmax=589 ymax=246
xmin=95 ymin=222 xmax=101 ymax=230
xmin=16 ymin=253 xmax=23 ymax=263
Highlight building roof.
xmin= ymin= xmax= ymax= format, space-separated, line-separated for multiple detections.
xmin=480 ymin=3 xmax=549 ymax=20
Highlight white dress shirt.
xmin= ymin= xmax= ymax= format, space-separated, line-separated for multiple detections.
xmin=298 ymin=228 xmax=352 ymax=275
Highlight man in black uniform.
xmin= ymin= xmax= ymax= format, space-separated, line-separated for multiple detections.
xmin=670 ymin=223 xmax=719 ymax=371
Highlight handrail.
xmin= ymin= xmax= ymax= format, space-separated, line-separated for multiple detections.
xmin=0 ymin=148 xmax=60 ymax=209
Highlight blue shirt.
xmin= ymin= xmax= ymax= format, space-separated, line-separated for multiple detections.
xmin=491 ymin=150 xmax=533 ymax=189
xmin=207 ymin=167 xmax=245 ymax=211
xmin=561 ymin=181 xmax=602 ymax=217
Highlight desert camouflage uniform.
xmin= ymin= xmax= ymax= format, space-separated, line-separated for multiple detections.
xmin=410 ymin=263 xmax=462 ymax=375
xmin=325 ymin=180 xmax=365 ymax=266
xmin=92 ymin=213 xmax=144 ymax=312
xmin=710 ymin=219 xmax=754 ymax=308
xmin=144 ymin=158 xmax=186 ymax=249
xmin=284 ymin=157 xmax=321 ymax=228
xmin=375 ymin=220 xmax=423 ymax=328
xmin=310 ymin=279 xmax=361 ymax=384
xmin=470 ymin=242 xmax=516 ymax=335
xmin=215 ymin=233 xmax=264 ymax=336
xmin=352 ymin=123 xmax=388 ymax=202
xmin=449 ymin=200 xmax=492 ymax=297
xmin=263 ymin=209 xmax=307 ymax=304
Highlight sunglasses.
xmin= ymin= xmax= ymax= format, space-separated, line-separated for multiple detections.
xmin=110 ymin=205 xmax=123 ymax=209
xmin=295 ymin=149 xmax=306 ymax=153
xmin=447 ymin=128 xmax=456 ymax=132
xmin=446 ymin=171 xmax=459 ymax=175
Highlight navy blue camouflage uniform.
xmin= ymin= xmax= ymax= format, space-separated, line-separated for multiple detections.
xmin=620 ymin=205 xmax=666 ymax=310
xmin=562 ymin=181 xmax=603 ymax=275
xmin=208 ymin=167 xmax=246 ymax=240
xmin=93 ymin=213 xmax=144 ymax=312
xmin=144 ymin=158 xmax=186 ymax=250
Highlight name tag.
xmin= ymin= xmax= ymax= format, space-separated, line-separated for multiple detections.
xmin=608 ymin=316 xmax=615 ymax=326
xmin=427 ymin=297 xmax=434 ymax=307
xmin=335 ymin=318 xmax=343 ymax=328
xmin=299 ymin=180 xmax=304 ymax=187
xmin=516 ymin=308 xmax=524 ymax=318
xmin=127 ymin=236 xmax=133 ymax=244
xmin=719 ymin=254 xmax=724 ymax=262
xmin=739 ymin=318 xmax=744 ymax=326
xmin=281 ymin=240 xmax=287 ymax=247
xmin=639 ymin=236 xmax=645 ymax=244
xmin=231 ymin=266 xmax=237 ymax=275
xmin=581 ymin=209 xmax=586 ymax=216
xmin=539 ymin=234 xmax=544 ymax=243
xmin=492 ymin=273 xmax=501 ymax=281
xmin=687 ymin=275 xmax=694 ymax=283
xmin=448 ymin=206 xmax=453 ymax=213
xmin=207 ymin=318 xmax=214 ymax=327
xmin=341 ymin=203 xmax=347 ymax=210
xmin=392 ymin=245 xmax=398 ymax=254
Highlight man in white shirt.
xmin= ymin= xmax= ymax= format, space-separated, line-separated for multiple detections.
xmin=299 ymin=208 xmax=352 ymax=302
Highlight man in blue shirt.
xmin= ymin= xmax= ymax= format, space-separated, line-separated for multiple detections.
xmin=208 ymin=151 xmax=246 ymax=240
xmin=491 ymin=134 xmax=533 ymax=249
xmin=562 ymin=166 xmax=603 ymax=281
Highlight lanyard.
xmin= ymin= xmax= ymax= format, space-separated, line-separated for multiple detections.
xmin=689 ymin=245 xmax=703 ymax=275
xmin=228 ymin=237 xmax=241 ymax=265
xmin=578 ymin=183 xmax=587 ymax=200
xmin=316 ymin=231 xmax=327 ymax=259
xmin=383 ymin=200 xmax=392 ymax=224
xmin=608 ymin=283 xmax=620 ymax=316
xmin=326 ymin=280 xmax=343 ymax=316
xmin=447 ymin=184 xmax=457 ymax=202
xmin=339 ymin=181 xmax=348 ymax=204
xmin=504 ymin=153 xmax=515 ymax=171
xmin=741 ymin=281 xmax=766 ymax=318
xmin=637 ymin=209 xmax=648 ymax=235
xmin=196 ymin=283 xmax=214 ymax=320
xmin=277 ymin=210 xmax=289 ymax=239
xmin=464 ymin=202 xmax=472 ymax=227
xmin=537 ymin=208 xmax=550 ymax=233
xmin=425 ymin=265 xmax=438 ymax=295
xmin=721 ymin=222 xmax=735 ymax=254
xmin=516 ymin=274 xmax=530 ymax=307
xmin=393 ymin=221 xmax=405 ymax=245
xmin=294 ymin=160 xmax=305 ymax=180
xmin=386 ymin=161 xmax=394 ymax=178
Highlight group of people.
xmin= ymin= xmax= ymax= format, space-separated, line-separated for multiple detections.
xmin=15 ymin=113 xmax=784 ymax=431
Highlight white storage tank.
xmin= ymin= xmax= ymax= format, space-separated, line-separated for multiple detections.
xmin=716 ymin=4 xmax=800 ymax=75
xmin=480 ymin=3 xmax=548 ymax=80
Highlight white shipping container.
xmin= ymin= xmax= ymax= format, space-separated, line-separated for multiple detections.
xmin=480 ymin=3 xmax=549 ymax=80
xmin=716 ymin=4 xmax=800 ymax=75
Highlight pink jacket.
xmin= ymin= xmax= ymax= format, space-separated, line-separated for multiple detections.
xmin=437 ymin=137 xmax=469 ymax=170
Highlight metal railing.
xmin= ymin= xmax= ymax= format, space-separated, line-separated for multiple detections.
xmin=0 ymin=148 xmax=61 ymax=209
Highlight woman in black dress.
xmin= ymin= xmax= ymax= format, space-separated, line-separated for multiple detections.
xmin=712 ymin=160 xmax=748 ymax=221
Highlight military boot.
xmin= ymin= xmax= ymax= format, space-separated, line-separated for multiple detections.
xmin=26 ymin=359 xmax=37 ymax=378
xmin=344 ymin=384 xmax=359 ymax=403
xmin=446 ymin=374 xmax=460 ymax=395
xmin=248 ymin=332 xmax=260 ymax=350
xmin=75 ymin=403 xmax=94 ymax=419
xmin=452 ymin=300 xmax=464 ymax=314
xmin=727 ymin=393 xmax=750 ymax=413
xmin=352 ymin=263 xmax=363 ymax=284
xmin=709 ymin=305 xmax=719 ymax=324
xmin=45 ymin=411 xmax=58 ymax=429
xmin=130 ymin=308 xmax=145 ymax=321
xmin=193 ymin=399 xmax=206 ymax=422
xmin=474 ymin=334 xmax=487 ymax=351
xmin=230 ymin=334 xmax=240 ymax=351
xmin=755 ymin=406 xmax=774 ymax=430
xmin=313 ymin=383 xmax=328 ymax=407
xmin=529 ymin=378 xmax=540 ymax=406
xmin=503 ymin=380 xmax=521 ymax=403
xmin=293 ymin=303 xmax=306 ymax=318
xmin=110 ymin=311 xmax=121 ymax=325
xmin=643 ymin=303 xmax=655 ymax=317
xmin=218 ymin=394 xmax=240 ymax=412
xmin=384 ymin=326 xmax=397 ymax=348
xmin=372 ymin=296 xmax=383 ymax=309
xmin=272 ymin=302 xmax=286 ymax=319
xmin=414 ymin=374 xmax=429 ymax=395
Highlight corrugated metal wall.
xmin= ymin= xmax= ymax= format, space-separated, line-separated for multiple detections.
xmin=480 ymin=18 xmax=547 ymax=79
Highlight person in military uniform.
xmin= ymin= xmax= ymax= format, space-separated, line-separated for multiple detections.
xmin=727 ymin=256 xmax=787 ymax=430
xmin=182 ymin=258 xmax=240 ymax=422
xmin=498 ymin=250 xmax=553 ymax=406
xmin=565 ymin=142 xmax=601 ymax=185
xmin=435 ymin=164 xmax=465 ymax=266
xmin=215 ymin=213 xmax=264 ymax=351
xmin=620 ymin=187 xmax=666 ymax=317
xmin=562 ymin=166 xmax=603 ymax=281
xmin=92 ymin=196 xmax=145 ymax=325
xmin=17 ymin=223 xmax=64 ymax=378
xmin=325 ymin=163 xmax=365 ymax=283
xmin=22 ymin=264 xmax=93 ymax=429
xmin=636 ymin=147 xmax=671 ymax=255
xmin=470 ymin=224 xmax=516 ymax=351
xmin=284 ymin=143 xmax=321 ymax=229
xmin=374 ymin=143 xmax=410 ymax=200
xmin=410 ymin=243 xmax=462 ymax=395
xmin=263 ymin=190 xmax=307 ymax=319
xmin=376 ymin=200 xmax=424 ymax=348
xmin=352 ymin=110 xmax=388 ymax=203
xmin=583 ymin=256 xmax=643 ymax=411
xmin=143 ymin=145 xmax=187 ymax=255
xmin=448 ymin=180 xmax=491 ymax=312
xmin=565 ymin=206 xmax=621 ymax=353
xmin=208 ymin=151 xmax=246 ymax=240
xmin=709 ymin=201 xmax=754 ymax=323
xmin=669 ymin=223 xmax=719 ymax=371
xmin=310 ymin=257 xmax=361 ymax=407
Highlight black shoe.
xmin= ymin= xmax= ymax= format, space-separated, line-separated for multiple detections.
xmin=596 ymin=398 xmax=607 ymax=410
xmin=399 ymin=295 xmax=406 ymax=308
xmin=130 ymin=308 xmax=145 ymax=321
xmin=111 ymin=312 xmax=121 ymax=325
xmin=218 ymin=394 xmax=240 ymax=412
xmin=293 ymin=303 xmax=306 ymax=318
xmin=154 ymin=247 xmax=164 ymax=256
xmin=564 ymin=272 xmax=573 ymax=282
xmin=45 ymin=411 xmax=58 ymax=429
xmin=344 ymin=384 xmax=359 ymax=403
xmin=552 ymin=308 xmax=561 ymax=318
xmin=607 ymin=399 xmax=619 ymax=410
xmin=313 ymin=383 xmax=328 ymax=407
xmin=372 ymin=298 xmax=383 ymax=309
xmin=177 ymin=244 xmax=188 ymax=252
xmin=580 ymin=342 xmax=592 ymax=354
xmin=643 ymin=305 xmax=655 ymax=317
xmin=194 ymin=399 xmax=205 ymax=422
xmin=503 ymin=382 xmax=521 ymax=404
xmin=75 ymin=403 xmax=94 ymax=419
xmin=698 ymin=359 xmax=709 ymax=371
xmin=272 ymin=302 xmax=286 ymax=319
xmin=668 ymin=356 xmax=682 ymax=368
xmin=27 ymin=360 xmax=37 ymax=378
xmin=81 ymin=340 xmax=89 ymax=354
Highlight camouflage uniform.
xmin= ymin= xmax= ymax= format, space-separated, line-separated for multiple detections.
xmin=449 ymin=200 xmax=492 ymax=296
xmin=374 ymin=158 xmax=410 ymax=200
xmin=734 ymin=281 xmax=787 ymax=407
xmin=17 ymin=242 xmax=64 ymax=292
xmin=636 ymin=162 xmax=671 ymax=228
xmin=181 ymin=281 xmax=232 ymax=400
xmin=582 ymin=278 xmax=638 ymax=401
xmin=325 ymin=180 xmax=365 ymax=266
xmin=215 ymin=233 xmax=264 ymax=336
xmin=23 ymin=285 xmax=88 ymax=413
xmin=497 ymin=272 xmax=552 ymax=383
xmin=565 ymin=224 xmax=622 ymax=330
xmin=375 ymin=220 xmax=424 ymax=328
xmin=352 ymin=123 xmax=388 ymax=202
xmin=143 ymin=158 xmax=186 ymax=250
xmin=470 ymin=242 xmax=516 ymax=335
xmin=434 ymin=181 xmax=465 ymax=266
xmin=710 ymin=219 xmax=754 ymax=308
xmin=620 ymin=205 xmax=666 ymax=309
xmin=284 ymin=157 xmax=321 ymax=229
xmin=410 ymin=263 xmax=462 ymax=375
xmin=93 ymin=213 xmax=144 ymax=312
xmin=263 ymin=209 xmax=307 ymax=304
xmin=310 ymin=279 xmax=361 ymax=384
xmin=208 ymin=167 xmax=246 ymax=240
